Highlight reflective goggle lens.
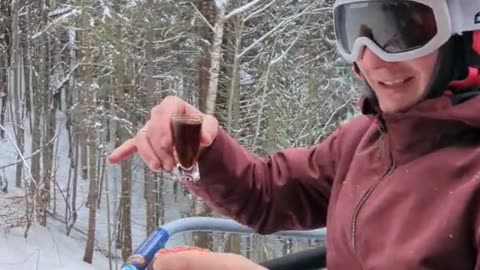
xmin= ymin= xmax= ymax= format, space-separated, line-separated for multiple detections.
xmin=334 ymin=0 xmax=438 ymax=54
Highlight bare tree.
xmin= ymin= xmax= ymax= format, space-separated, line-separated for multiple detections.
xmin=143 ymin=0 xmax=160 ymax=235
xmin=81 ymin=0 xmax=99 ymax=262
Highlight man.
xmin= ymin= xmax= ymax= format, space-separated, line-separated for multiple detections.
xmin=108 ymin=0 xmax=480 ymax=269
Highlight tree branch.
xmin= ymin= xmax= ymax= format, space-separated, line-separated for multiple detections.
xmin=238 ymin=2 xmax=314 ymax=58
xmin=0 ymin=124 xmax=36 ymax=185
xmin=0 ymin=120 xmax=64 ymax=170
xmin=188 ymin=2 xmax=215 ymax=32
xmin=225 ymin=0 xmax=263 ymax=20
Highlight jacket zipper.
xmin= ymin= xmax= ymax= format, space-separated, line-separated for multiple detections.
xmin=351 ymin=131 xmax=395 ymax=250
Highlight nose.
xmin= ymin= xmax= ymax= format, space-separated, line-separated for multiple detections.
xmin=358 ymin=47 xmax=392 ymax=69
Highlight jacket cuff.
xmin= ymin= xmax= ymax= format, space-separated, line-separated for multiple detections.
xmin=197 ymin=127 xmax=229 ymax=183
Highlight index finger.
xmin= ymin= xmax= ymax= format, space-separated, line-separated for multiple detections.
xmin=107 ymin=138 xmax=137 ymax=164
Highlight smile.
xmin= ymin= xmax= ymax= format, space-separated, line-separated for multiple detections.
xmin=379 ymin=77 xmax=413 ymax=86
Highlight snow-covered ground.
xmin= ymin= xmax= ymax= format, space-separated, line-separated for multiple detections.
xmin=0 ymin=192 xmax=26 ymax=230
xmin=0 ymin=188 xmax=196 ymax=270
xmin=1 ymin=221 xmax=112 ymax=270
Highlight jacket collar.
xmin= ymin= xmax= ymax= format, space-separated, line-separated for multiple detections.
xmin=359 ymin=94 xmax=480 ymax=166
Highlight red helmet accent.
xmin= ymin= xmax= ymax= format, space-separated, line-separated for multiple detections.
xmin=449 ymin=67 xmax=480 ymax=89
xmin=473 ymin=31 xmax=480 ymax=55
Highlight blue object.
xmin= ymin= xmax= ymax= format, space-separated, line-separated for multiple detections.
xmin=121 ymin=228 xmax=169 ymax=270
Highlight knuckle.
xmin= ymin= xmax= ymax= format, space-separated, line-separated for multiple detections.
xmin=159 ymin=136 xmax=172 ymax=149
xmin=150 ymin=104 xmax=163 ymax=116
xmin=151 ymin=95 xmax=180 ymax=116
xmin=149 ymin=160 xmax=161 ymax=171
xmin=158 ymin=136 xmax=172 ymax=153
xmin=162 ymin=155 xmax=174 ymax=168
xmin=135 ymin=129 xmax=145 ymax=137
xmin=159 ymin=96 xmax=177 ymax=109
xmin=163 ymin=95 xmax=178 ymax=103
xmin=133 ymin=133 xmax=142 ymax=143
xmin=144 ymin=130 xmax=167 ymax=149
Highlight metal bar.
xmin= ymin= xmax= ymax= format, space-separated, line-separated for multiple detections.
xmin=121 ymin=217 xmax=326 ymax=270
xmin=162 ymin=217 xmax=326 ymax=239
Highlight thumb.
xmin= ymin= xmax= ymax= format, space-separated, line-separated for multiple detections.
xmin=200 ymin=114 xmax=219 ymax=147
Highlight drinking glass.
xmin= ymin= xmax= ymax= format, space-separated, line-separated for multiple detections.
xmin=171 ymin=113 xmax=203 ymax=182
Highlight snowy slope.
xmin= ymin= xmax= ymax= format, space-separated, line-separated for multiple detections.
xmin=0 ymin=222 xmax=113 ymax=270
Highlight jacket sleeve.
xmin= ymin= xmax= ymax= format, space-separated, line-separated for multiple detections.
xmin=185 ymin=127 xmax=342 ymax=234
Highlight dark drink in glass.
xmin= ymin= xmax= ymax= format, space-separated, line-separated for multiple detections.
xmin=171 ymin=114 xmax=202 ymax=182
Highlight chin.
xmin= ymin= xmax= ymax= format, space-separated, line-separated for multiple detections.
xmin=379 ymin=102 xmax=412 ymax=113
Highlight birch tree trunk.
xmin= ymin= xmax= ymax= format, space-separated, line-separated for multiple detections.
xmin=226 ymin=16 xmax=242 ymax=133
xmin=204 ymin=2 xmax=226 ymax=115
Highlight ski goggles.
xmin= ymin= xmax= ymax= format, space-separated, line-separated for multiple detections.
xmin=333 ymin=0 xmax=480 ymax=62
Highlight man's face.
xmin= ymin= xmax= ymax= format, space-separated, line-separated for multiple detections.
xmin=356 ymin=48 xmax=439 ymax=113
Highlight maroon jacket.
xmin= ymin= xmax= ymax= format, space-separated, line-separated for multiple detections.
xmin=188 ymin=95 xmax=480 ymax=269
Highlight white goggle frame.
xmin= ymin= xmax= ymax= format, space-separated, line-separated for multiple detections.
xmin=333 ymin=0 xmax=480 ymax=62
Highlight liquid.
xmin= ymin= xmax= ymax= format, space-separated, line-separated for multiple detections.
xmin=172 ymin=116 xmax=202 ymax=169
